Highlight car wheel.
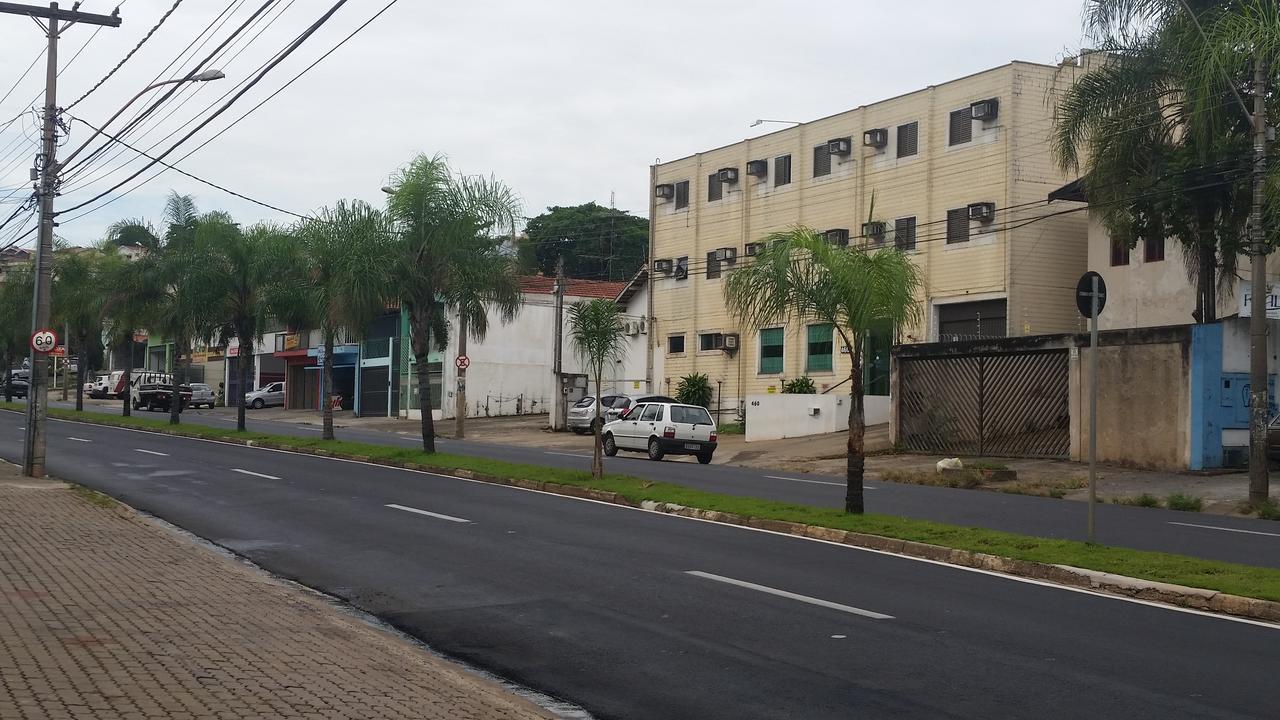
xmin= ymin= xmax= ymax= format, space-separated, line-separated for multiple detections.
xmin=571 ymin=427 xmax=586 ymax=435
xmin=697 ymin=451 xmax=714 ymax=465
xmin=647 ymin=438 xmax=665 ymax=462
xmin=603 ymin=434 xmax=618 ymax=457
xmin=251 ymin=398 xmax=264 ymax=410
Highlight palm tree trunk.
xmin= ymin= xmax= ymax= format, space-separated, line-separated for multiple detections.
xmin=121 ymin=364 xmax=132 ymax=417
xmin=2 ymin=350 xmax=11 ymax=403
xmin=74 ymin=337 xmax=85 ymax=412
xmin=591 ymin=370 xmax=604 ymax=479
xmin=322 ymin=331 xmax=335 ymax=441
xmin=845 ymin=332 xmax=866 ymax=514
xmin=236 ymin=331 xmax=252 ymax=432
xmin=169 ymin=341 xmax=183 ymax=426
xmin=416 ymin=354 xmax=437 ymax=453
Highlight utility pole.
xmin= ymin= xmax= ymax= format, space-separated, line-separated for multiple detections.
xmin=1 ymin=2 xmax=122 ymax=477
xmin=454 ymin=314 xmax=467 ymax=439
xmin=552 ymin=255 xmax=565 ymax=431
xmin=1248 ymin=52 xmax=1271 ymax=506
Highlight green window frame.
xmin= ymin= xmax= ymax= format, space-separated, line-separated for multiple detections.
xmin=806 ymin=324 xmax=833 ymax=372
xmin=759 ymin=327 xmax=784 ymax=374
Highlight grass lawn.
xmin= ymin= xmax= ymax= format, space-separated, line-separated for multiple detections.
xmin=7 ymin=401 xmax=1280 ymax=603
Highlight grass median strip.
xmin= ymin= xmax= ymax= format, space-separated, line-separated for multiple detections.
xmin=8 ymin=402 xmax=1280 ymax=604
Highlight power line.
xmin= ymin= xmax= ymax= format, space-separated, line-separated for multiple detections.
xmin=65 ymin=0 xmax=186 ymax=111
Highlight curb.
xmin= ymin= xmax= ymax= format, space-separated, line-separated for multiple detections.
xmin=17 ymin=409 xmax=1280 ymax=625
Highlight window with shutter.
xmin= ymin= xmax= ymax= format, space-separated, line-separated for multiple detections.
xmin=946 ymin=208 xmax=969 ymax=244
xmin=705 ymin=251 xmax=721 ymax=279
xmin=759 ymin=328 xmax=784 ymax=374
xmin=895 ymin=216 xmax=917 ymax=251
xmin=1144 ymin=236 xmax=1165 ymax=262
xmin=812 ymin=145 xmax=831 ymax=177
xmin=897 ymin=121 xmax=918 ymax=157
xmin=949 ymin=108 xmax=972 ymax=146
xmin=674 ymin=180 xmax=689 ymax=209
xmin=707 ymin=173 xmax=722 ymax=202
xmin=806 ymin=324 xmax=833 ymax=373
xmin=774 ymin=154 xmax=791 ymax=186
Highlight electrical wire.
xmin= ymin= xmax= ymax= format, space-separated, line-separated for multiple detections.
xmin=65 ymin=0 xmax=185 ymax=111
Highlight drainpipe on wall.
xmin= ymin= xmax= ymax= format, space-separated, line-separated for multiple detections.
xmin=646 ymin=163 xmax=656 ymax=394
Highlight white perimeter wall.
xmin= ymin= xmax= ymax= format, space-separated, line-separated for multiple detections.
xmin=745 ymin=393 xmax=890 ymax=442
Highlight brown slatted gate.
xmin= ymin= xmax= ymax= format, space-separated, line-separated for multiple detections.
xmin=898 ymin=350 xmax=1069 ymax=458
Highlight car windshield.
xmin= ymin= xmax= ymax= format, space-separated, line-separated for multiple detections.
xmin=610 ymin=397 xmax=632 ymax=409
xmin=670 ymin=405 xmax=713 ymax=425
xmin=573 ymin=397 xmax=594 ymax=408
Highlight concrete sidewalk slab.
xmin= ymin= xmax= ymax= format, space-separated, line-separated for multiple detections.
xmin=0 ymin=464 xmax=559 ymax=720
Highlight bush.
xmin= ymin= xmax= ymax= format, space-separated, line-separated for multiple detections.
xmin=781 ymin=376 xmax=816 ymax=394
xmin=675 ymin=372 xmax=713 ymax=408
xmin=1166 ymin=493 xmax=1203 ymax=512
xmin=1254 ymin=498 xmax=1280 ymax=521
xmin=1115 ymin=493 xmax=1161 ymax=508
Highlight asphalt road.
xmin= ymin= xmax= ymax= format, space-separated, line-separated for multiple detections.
xmin=44 ymin=399 xmax=1280 ymax=569
xmin=1 ymin=411 xmax=1277 ymax=719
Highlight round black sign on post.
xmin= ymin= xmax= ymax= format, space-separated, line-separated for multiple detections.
xmin=1076 ymin=271 xmax=1107 ymax=318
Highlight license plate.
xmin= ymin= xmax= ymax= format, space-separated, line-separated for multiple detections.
xmin=683 ymin=443 xmax=700 ymax=450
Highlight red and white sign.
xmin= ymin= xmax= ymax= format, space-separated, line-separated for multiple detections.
xmin=30 ymin=329 xmax=57 ymax=354
xmin=48 ymin=346 xmax=67 ymax=358
xmin=455 ymin=355 xmax=470 ymax=370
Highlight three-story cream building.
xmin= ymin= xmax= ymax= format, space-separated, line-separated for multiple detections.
xmin=648 ymin=55 xmax=1103 ymax=417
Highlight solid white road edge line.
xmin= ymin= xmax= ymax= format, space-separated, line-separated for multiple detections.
xmin=1168 ymin=521 xmax=1280 ymax=538
xmin=68 ymin=437 xmax=91 ymax=442
xmin=545 ymin=451 xmax=593 ymax=459
xmin=231 ymin=468 xmax=281 ymax=480
xmin=686 ymin=570 xmax=893 ymax=620
xmin=386 ymin=503 xmax=472 ymax=523
xmin=766 ymin=474 xmax=877 ymax=489
xmin=23 ymin=413 xmax=1280 ymax=630
xmin=134 ymin=449 xmax=168 ymax=457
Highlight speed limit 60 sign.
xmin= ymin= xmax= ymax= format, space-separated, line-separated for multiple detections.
xmin=30 ymin=329 xmax=57 ymax=354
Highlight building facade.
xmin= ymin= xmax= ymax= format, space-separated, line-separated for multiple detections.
xmin=650 ymin=56 xmax=1104 ymax=418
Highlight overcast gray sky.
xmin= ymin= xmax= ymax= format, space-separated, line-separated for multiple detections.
xmin=0 ymin=0 xmax=1088 ymax=247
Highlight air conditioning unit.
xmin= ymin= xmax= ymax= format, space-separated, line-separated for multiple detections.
xmin=862 ymin=221 xmax=886 ymax=243
xmin=714 ymin=247 xmax=738 ymax=263
xmin=746 ymin=159 xmax=768 ymax=177
xmin=968 ymin=202 xmax=996 ymax=223
xmin=744 ymin=242 xmax=764 ymax=257
xmin=827 ymin=137 xmax=852 ymax=155
xmin=722 ymin=334 xmax=739 ymax=353
xmin=971 ymin=98 xmax=999 ymax=121
xmin=673 ymin=257 xmax=689 ymax=280
xmin=717 ymin=167 xmax=739 ymax=184
xmin=653 ymin=258 xmax=673 ymax=274
xmin=863 ymin=128 xmax=888 ymax=148
xmin=824 ymin=228 xmax=850 ymax=246
xmin=654 ymin=183 xmax=675 ymax=200
xmin=625 ymin=321 xmax=640 ymax=336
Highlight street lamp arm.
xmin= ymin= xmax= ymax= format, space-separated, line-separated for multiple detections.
xmin=57 ymin=70 xmax=225 ymax=171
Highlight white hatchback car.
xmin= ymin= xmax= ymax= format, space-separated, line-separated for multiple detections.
xmin=602 ymin=401 xmax=718 ymax=464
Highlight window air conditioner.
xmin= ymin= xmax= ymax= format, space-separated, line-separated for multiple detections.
xmin=714 ymin=247 xmax=738 ymax=263
xmin=824 ymin=228 xmax=850 ymax=246
xmin=653 ymin=258 xmax=673 ymax=274
xmin=862 ymin=221 xmax=886 ymax=242
xmin=863 ymin=128 xmax=888 ymax=148
xmin=717 ymin=167 xmax=739 ymax=183
xmin=744 ymin=242 xmax=764 ymax=257
xmin=654 ymin=183 xmax=675 ymax=200
xmin=968 ymin=202 xmax=996 ymax=223
xmin=827 ymin=137 xmax=852 ymax=155
xmin=971 ymin=98 xmax=999 ymax=121
xmin=746 ymin=159 xmax=768 ymax=177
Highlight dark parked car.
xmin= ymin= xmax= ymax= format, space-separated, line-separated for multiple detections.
xmin=5 ymin=376 xmax=29 ymax=398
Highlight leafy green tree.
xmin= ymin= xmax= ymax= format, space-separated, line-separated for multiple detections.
xmin=0 ymin=262 xmax=33 ymax=403
xmin=283 ymin=200 xmax=396 ymax=440
xmin=782 ymin=376 xmax=817 ymax=394
xmin=52 ymin=247 xmax=108 ymax=412
xmin=383 ymin=153 xmax=523 ymax=453
xmin=724 ymin=227 xmax=921 ymax=514
xmin=99 ymin=219 xmax=161 ymax=417
xmin=567 ymin=298 xmax=626 ymax=479
xmin=675 ymin=372 xmax=713 ymax=408
xmin=520 ymin=203 xmax=649 ymax=280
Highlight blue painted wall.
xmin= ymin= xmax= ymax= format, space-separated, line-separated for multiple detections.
xmin=1189 ymin=323 xmax=1276 ymax=469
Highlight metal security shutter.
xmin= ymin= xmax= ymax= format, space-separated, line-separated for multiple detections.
xmin=707 ymin=173 xmax=722 ymax=202
xmin=774 ymin=154 xmax=791 ymax=186
xmin=895 ymin=216 xmax=916 ymax=250
xmin=705 ymin=251 xmax=721 ymax=278
xmin=896 ymin=121 xmax=918 ymax=157
xmin=949 ymin=108 xmax=972 ymax=145
xmin=812 ymin=145 xmax=831 ymax=177
xmin=946 ymin=208 xmax=969 ymax=244
xmin=674 ymin=181 xmax=689 ymax=209
xmin=938 ymin=299 xmax=1007 ymax=341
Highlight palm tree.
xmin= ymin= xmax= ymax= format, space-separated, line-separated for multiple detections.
xmin=52 ymin=247 xmax=107 ymax=412
xmin=567 ymin=298 xmax=627 ymax=480
xmin=383 ymin=153 xmax=523 ymax=453
xmin=283 ymin=200 xmax=396 ymax=440
xmin=1053 ymin=0 xmax=1256 ymax=323
xmin=0 ymin=262 xmax=33 ymax=404
xmin=99 ymin=219 xmax=161 ymax=417
xmin=192 ymin=221 xmax=293 ymax=432
xmin=724 ymin=227 xmax=922 ymax=514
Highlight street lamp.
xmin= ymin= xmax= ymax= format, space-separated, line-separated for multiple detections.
xmin=58 ymin=69 xmax=226 ymax=169
xmin=750 ymin=119 xmax=801 ymax=128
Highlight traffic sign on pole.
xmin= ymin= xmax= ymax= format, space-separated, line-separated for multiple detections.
xmin=1076 ymin=271 xmax=1107 ymax=318
xmin=30 ymin=329 xmax=56 ymax=354
xmin=455 ymin=355 xmax=470 ymax=370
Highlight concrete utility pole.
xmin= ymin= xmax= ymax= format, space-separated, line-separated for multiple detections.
xmin=1248 ymin=53 xmax=1271 ymax=506
xmin=552 ymin=256 xmax=566 ymax=431
xmin=1 ymin=2 xmax=122 ymax=477
xmin=454 ymin=314 xmax=466 ymax=439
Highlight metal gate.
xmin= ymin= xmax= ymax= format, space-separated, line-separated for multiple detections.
xmin=898 ymin=350 xmax=1069 ymax=458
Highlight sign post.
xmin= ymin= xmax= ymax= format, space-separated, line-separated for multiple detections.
xmin=1076 ymin=271 xmax=1107 ymax=543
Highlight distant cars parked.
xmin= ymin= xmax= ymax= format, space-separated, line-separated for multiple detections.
xmin=603 ymin=394 xmax=678 ymax=424
xmin=129 ymin=372 xmax=192 ymax=413
xmin=602 ymin=401 xmax=717 ymax=464
xmin=244 ymin=381 xmax=284 ymax=409
xmin=4 ymin=376 xmax=28 ymax=398
xmin=188 ymin=383 xmax=216 ymax=409
xmin=567 ymin=394 xmax=623 ymax=434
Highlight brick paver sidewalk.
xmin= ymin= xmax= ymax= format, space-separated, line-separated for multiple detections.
xmin=0 ymin=467 xmax=556 ymax=720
